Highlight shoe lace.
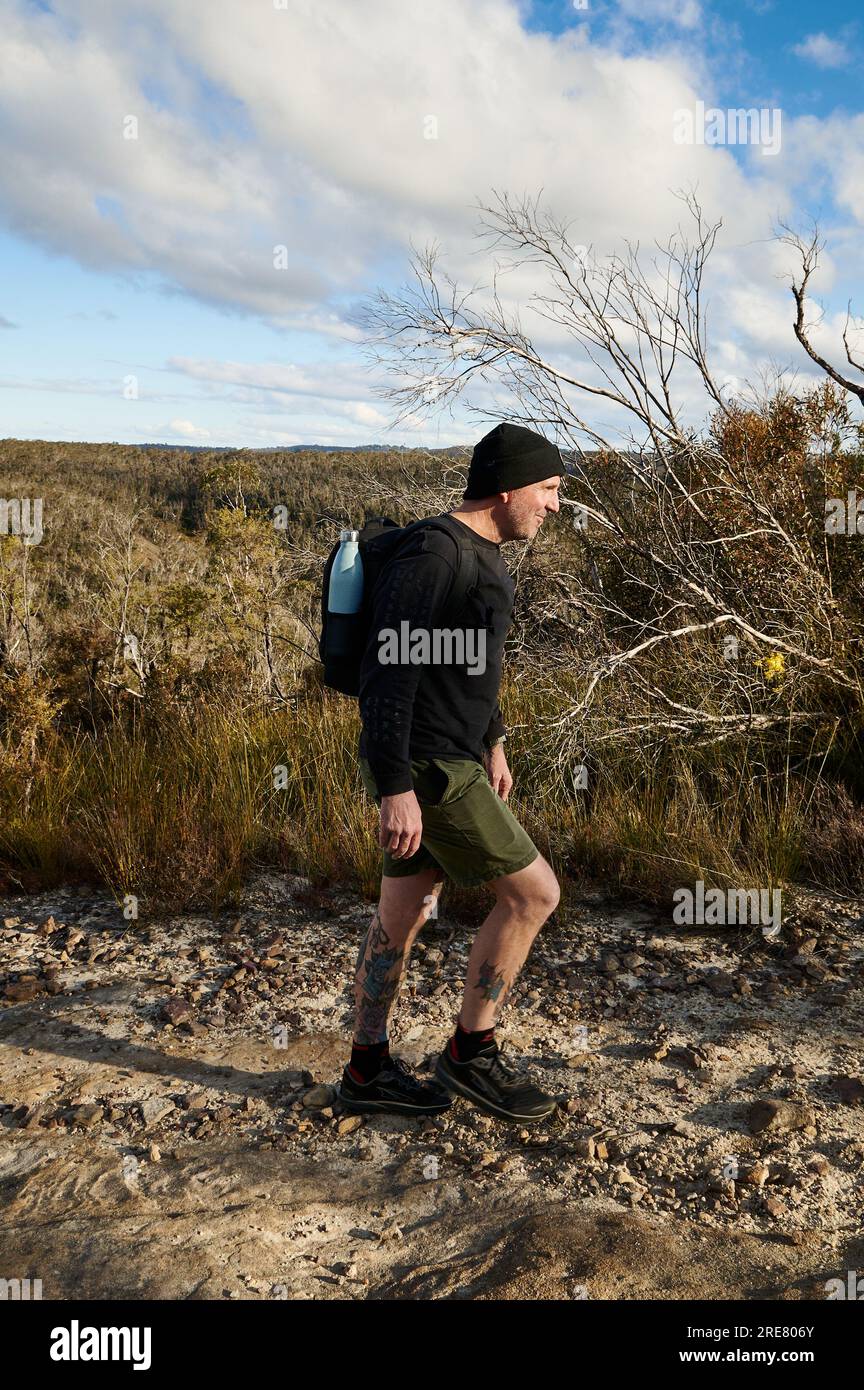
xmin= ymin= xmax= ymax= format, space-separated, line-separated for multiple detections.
xmin=383 ymin=1056 xmax=426 ymax=1092
xmin=483 ymin=1045 xmax=520 ymax=1086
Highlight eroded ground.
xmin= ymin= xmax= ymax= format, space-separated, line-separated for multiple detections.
xmin=1 ymin=873 xmax=862 ymax=1299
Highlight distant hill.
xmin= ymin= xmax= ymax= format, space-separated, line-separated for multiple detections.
xmin=134 ymin=442 xmax=453 ymax=453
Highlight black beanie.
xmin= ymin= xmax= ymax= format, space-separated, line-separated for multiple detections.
xmin=463 ymin=423 xmax=563 ymax=500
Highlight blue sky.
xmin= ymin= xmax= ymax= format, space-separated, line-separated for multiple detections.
xmin=526 ymin=0 xmax=864 ymax=120
xmin=2 ymin=0 xmax=863 ymax=449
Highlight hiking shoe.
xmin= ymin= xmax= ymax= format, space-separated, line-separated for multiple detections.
xmin=338 ymin=1056 xmax=453 ymax=1116
xmin=435 ymin=1039 xmax=558 ymax=1124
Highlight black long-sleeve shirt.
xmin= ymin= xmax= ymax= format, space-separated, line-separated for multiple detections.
xmin=358 ymin=513 xmax=513 ymax=796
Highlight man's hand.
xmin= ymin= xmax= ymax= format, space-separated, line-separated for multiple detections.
xmin=483 ymin=744 xmax=513 ymax=800
xmin=379 ymin=789 xmax=423 ymax=859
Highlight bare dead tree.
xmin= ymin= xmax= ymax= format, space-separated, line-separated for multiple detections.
xmin=778 ymin=222 xmax=864 ymax=407
xmin=349 ymin=191 xmax=864 ymax=792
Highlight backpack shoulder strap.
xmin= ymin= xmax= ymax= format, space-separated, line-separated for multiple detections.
xmin=411 ymin=515 xmax=479 ymax=623
xmin=364 ymin=514 xmax=479 ymax=624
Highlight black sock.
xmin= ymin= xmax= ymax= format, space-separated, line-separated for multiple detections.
xmin=348 ymin=1038 xmax=390 ymax=1083
xmin=450 ymin=1020 xmax=496 ymax=1063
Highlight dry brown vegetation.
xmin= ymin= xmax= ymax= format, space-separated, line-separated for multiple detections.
xmin=1 ymin=199 xmax=863 ymax=919
xmin=0 ymin=405 xmax=862 ymax=922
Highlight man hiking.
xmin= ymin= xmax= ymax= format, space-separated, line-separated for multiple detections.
xmin=338 ymin=423 xmax=563 ymax=1124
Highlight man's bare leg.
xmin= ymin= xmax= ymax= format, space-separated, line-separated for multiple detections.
xmin=353 ymin=868 xmax=444 ymax=1043
xmin=457 ymin=856 xmax=560 ymax=1032
xmin=435 ymin=855 xmax=561 ymax=1122
xmin=342 ymin=867 xmax=454 ymax=1113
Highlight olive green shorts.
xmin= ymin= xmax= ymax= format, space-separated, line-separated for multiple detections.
xmin=358 ymin=754 xmax=539 ymax=888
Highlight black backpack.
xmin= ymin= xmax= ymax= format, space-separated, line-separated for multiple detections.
xmin=318 ymin=514 xmax=479 ymax=696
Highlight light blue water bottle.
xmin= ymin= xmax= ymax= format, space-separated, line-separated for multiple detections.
xmin=327 ymin=529 xmax=363 ymax=613
xmin=324 ymin=529 xmax=364 ymax=686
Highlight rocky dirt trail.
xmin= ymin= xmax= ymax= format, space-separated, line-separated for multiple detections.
xmin=1 ymin=872 xmax=862 ymax=1300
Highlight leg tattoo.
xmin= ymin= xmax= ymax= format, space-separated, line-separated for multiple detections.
xmin=473 ymin=958 xmax=512 ymax=1022
xmin=354 ymin=910 xmax=406 ymax=1044
xmin=354 ymin=914 xmax=374 ymax=975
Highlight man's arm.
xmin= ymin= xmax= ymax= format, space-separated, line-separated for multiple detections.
xmin=483 ymin=700 xmax=507 ymax=749
xmin=358 ymin=532 xmax=458 ymax=796
xmin=482 ymin=705 xmax=511 ymax=800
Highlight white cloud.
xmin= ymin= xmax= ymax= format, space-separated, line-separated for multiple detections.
xmin=167 ymin=418 xmax=211 ymax=439
xmin=0 ymin=0 xmax=787 ymax=329
xmin=166 ymin=356 xmax=378 ymax=402
xmin=1 ymin=0 xmax=863 ymax=445
xmin=163 ymin=356 xmax=394 ymax=429
xmin=784 ymin=113 xmax=864 ymax=222
xmin=791 ymin=33 xmax=851 ymax=69
xmin=0 ymin=373 xmax=165 ymax=398
xmin=616 ymin=0 xmax=702 ymax=29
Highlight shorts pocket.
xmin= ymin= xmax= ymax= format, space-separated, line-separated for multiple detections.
xmin=411 ymin=759 xmax=449 ymax=806
xmin=429 ymin=757 xmax=486 ymax=805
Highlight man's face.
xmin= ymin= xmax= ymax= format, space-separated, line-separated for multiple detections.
xmin=499 ymin=475 xmax=561 ymax=540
